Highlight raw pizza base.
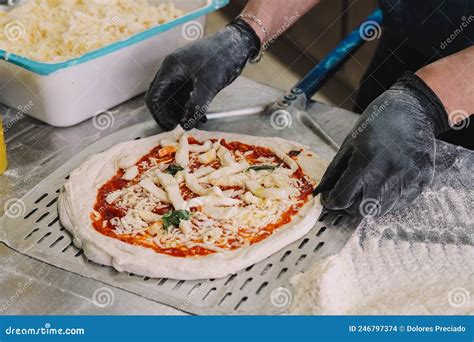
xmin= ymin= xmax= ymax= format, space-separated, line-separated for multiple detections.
xmin=58 ymin=127 xmax=327 ymax=280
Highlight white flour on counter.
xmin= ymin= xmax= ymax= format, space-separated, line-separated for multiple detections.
xmin=289 ymin=184 xmax=474 ymax=314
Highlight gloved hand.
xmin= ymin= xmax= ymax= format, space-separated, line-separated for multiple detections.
xmin=145 ymin=18 xmax=260 ymax=130
xmin=314 ymin=72 xmax=450 ymax=217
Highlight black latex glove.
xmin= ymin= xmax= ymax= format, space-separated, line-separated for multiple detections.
xmin=145 ymin=18 xmax=260 ymax=130
xmin=314 ymin=72 xmax=450 ymax=218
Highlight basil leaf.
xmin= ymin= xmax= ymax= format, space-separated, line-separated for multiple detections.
xmin=162 ymin=211 xmax=172 ymax=229
xmin=165 ymin=164 xmax=184 ymax=175
xmin=289 ymin=150 xmax=301 ymax=157
xmin=162 ymin=210 xmax=190 ymax=230
xmin=248 ymin=165 xmax=276 ymax=171
xmin=175 ymin=210 xmax=191 ymax=220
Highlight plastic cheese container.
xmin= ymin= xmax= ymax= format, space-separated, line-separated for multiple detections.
xmin=0 ymin=0 xmax=228 ymax=127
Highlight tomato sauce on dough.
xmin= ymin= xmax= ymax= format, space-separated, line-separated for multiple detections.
xmin=92 ymin=138 xmax=314 ymax=257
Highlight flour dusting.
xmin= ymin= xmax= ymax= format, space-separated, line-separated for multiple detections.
xmin=289 ymin=142 xmax=474 ymax=314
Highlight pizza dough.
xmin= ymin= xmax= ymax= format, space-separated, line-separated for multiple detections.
xmin=58 ymin=126 xmax=327 ymax=280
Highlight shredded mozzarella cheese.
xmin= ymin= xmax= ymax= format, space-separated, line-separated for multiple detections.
xmin=99 ymin=131 xmax=312 ymax=254
xmin=175 ymin=133 xmax=190 ymax=168
xmin=0 ymin=0 xmax=184 ymax=62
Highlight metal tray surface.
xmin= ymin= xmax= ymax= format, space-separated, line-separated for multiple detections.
xmin=0 ymin=109 xmax=361 ymax=315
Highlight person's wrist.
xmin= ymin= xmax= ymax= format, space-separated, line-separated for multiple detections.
xmin=239 ymin=16 xmax=266 ymax=44
xmin=416 ymin=48 xmax=474 ymax=127
xmin=416 ymin=66 xmax=451 ymax=113
xmin=228 ymin=18 xmax=262 ymax=62
xmin=416 ymin=64 xmax=470 ymax=128
xmin=234 ymin=14 xmax=267 ymax=63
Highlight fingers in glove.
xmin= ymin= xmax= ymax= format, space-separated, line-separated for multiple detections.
xmin=392 ymin=186 xmax=421 ymax=212
xmin=320 ymin=153 xmax=365 ymax=210
xmin=392 ymin=166 xmax=431 ymax=212
xmin=353 ymin=173 xmax=401 ymax=218
xmin=180 ymin=79 xmax=215 ymax=130
xmin=145 ymin=60 xmax=191 ymax=130
xmin=313 ymin=148 xmax=352 ymax=196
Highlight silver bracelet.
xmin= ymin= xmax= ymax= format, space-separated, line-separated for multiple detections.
xmin=237 ymin=14 xmax=268 ymax=63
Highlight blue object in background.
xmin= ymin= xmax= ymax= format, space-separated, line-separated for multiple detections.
xmin=296 ymin=9 xmax=383 ymax=98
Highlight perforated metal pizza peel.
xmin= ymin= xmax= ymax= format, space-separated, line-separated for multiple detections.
xmin=0 ymin=99 xmax=362 ymax=315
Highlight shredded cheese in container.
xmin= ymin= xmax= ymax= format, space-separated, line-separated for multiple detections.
xmin=0 ymin=0 xmax=184 ymax=62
